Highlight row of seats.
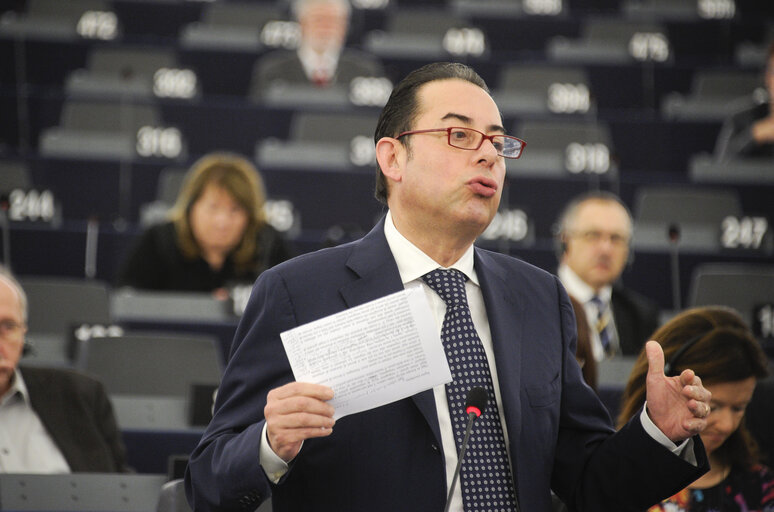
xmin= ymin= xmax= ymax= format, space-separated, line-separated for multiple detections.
xmin=1 ymin=0 xmax=771 ymax=64
xmin=0 ymin=474 xmax=270 ymax=512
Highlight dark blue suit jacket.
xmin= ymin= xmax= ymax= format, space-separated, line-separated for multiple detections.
xmin=185 ymin=219 xmax=707 ymax=512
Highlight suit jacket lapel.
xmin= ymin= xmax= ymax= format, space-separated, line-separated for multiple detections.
xmin=339 ymin=218 xmax=442 ymax=447
xmin=474 ymin=249 xmax=525 ymax=456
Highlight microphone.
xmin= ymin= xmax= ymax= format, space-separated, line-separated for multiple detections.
xmin=443 ymin=387 xmax=489 ymax=512
xmin=667 ymin=222 xmax=681 ymax=311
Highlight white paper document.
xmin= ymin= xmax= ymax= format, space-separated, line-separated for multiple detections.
xmin=280 ymin=287 xmax=451 ymax=419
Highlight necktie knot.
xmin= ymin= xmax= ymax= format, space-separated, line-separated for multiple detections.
xmin=421 ymin=268 xmax=468 ymax=309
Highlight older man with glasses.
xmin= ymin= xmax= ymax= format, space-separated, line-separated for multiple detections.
xmin=555 ymin=191 xmax=660 ymax=361
xmin=0 ymin=265 xmax=128 ymax=473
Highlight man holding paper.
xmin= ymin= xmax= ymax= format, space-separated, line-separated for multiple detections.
xmin=186 ymin=62 xmax=711 ymax=512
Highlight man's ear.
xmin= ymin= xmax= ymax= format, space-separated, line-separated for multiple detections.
xmin=375 ymin=137 xmax=403 ymax=184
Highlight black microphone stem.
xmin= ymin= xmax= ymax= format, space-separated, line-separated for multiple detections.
xmin=444 ymin=411 xmax=477 ymax=512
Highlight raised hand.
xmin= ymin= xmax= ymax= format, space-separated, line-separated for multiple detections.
xmin=644 ymin=340 xmax=712 ymax=444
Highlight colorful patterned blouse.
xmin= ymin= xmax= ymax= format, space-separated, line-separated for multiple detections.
xmin=648 ymin=464 xmax=774 ymax=512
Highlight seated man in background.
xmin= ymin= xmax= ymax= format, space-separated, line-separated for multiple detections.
xmin=252 ymin=0 xmax=384 ymax=95
xmin=715 ymin=40 xmax=774 ymax=160
xmin=556 ymin=191 xmax=659 ymax=361
xmin=0 ymin=265 xmax=129 ymax=473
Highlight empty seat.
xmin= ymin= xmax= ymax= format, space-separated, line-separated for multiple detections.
xmin=661 ymin=70 xmax=763 ymax=121
xmin=0 ymin=0 xmax=121 ymax=41
xmin=75 ymin=332 xmax=223 ymax=397
xmin=632 ymin=186 xmax=743 ymax=252
xmin=0 ymin=473 xmax=166 ymax=511
xmin=65 ymin=46 xmax=200 ymax=100
xmin=492 ymin=64 xmax=596 ymax=117
xmin=155 ymin=479 xmax=272 ymax=512
xmin=110 ymin=395 xmax=191 ymax=430
xmin=110 ymin=288 xmax=235 ymax=323
xmin=622 ymin=0 xmax=711 ymax=21
xmin=363 ymin=9 xmax=487 ymax=60
xmin=39 ymin=100 xmax=187 ymax=161
xmin=179 ymin=2 xmax=286 ymax=52
xmin=256 ymin=111 xmax=379 ymax=171
xmin=689 ymin=153 xmax=774 ymax=185
xmin=511 ymin=119 xmax=618 ymax=179
xmin=547 ymin=18 xmax=671 ymax=64
xmin=688 ymin=263 xmax=774 ymax=336
xmin=139 ymin=167 xmax=187 ymax=226
xmin=19 ymin=276 xmax=112 ymax=366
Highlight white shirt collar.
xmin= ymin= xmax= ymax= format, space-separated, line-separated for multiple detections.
xmin=0 ymin=369 xmax=31 ymax=407
xmin=297 ymin=45 xmax=340 ymax=80
xmin=557 ymin=263 xmax=612 ymax=304
xmin=383 ymin=211 xmax=478 ymax=286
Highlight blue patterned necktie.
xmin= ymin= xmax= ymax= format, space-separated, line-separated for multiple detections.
xmin=422 ymin=268 xmax=517 ymax=512
xmin=590 ymin=295 xmax=613 ymax=355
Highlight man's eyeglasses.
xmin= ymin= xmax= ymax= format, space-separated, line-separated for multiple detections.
xmin=568 ymin=230 xmax=630 ymax=247
xmin=396 ymin=127 xmax=526 ymax=159
xmin=0 ymin=319 xmax=25 ymax=341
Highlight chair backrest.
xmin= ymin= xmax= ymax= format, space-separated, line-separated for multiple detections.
xmin=516 ymin=120 xmax=613 ymax=150
xmin=27 ymin=0 xmax=111 ymax=21
xmin=75 ymin=333 xmax=222 ymax=396
xmin=385 ymin=9 xmax=467 ymax=35
xmin=156 ymin=479 xmax=192 ymax=512
xmin=86 ymin=47 xmax=177 ymax=78
xmin=692 ymin=70 xmax=762 ymax=99
xmin=20 ymin=276 xmax=112 ymax=336
xmin=632 ymin=187 xmax=743 ymax=251
xmin=110 ymin=288 xmax=234 ymax=323
xmin=583 ymin=19 xmax=667 ymax=42
xmin=0 ymin=473 xmax=166 ymax=511
xmin=498 ymin=65 xmax=590 ymax=93
xmin=688 ymin=263 xmax=774 ymax=331
xmin=156 ymin=168 xmax=187 ymax=205
xmin=634 ymin=187 xmax=742 ymax=225
xmin=200 ymin=2 xmax=284 ymax=28
xmin=289 ymin=111 xmax=379 ymax=143
xmin=0 ymin=160 xmax=32 ymax=193
xmin=59 ymin=100 xmax=161 ymax=132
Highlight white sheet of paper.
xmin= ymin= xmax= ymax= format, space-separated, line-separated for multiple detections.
xmin=280 ymin=287 xmax=451 ymax=419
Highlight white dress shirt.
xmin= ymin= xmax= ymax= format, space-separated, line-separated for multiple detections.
xmin=0 ymin=370 xmax=70 ymax=473
xmin=297 ymin=45 xmax=340 ymax=83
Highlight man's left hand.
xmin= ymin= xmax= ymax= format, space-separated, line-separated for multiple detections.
xmin=644 ymin=340 xmax=712 ymax=444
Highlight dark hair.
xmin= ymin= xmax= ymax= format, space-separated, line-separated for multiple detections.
xmin=372 ymin=62 xmax=489 ymax=204
xmin=617 ymin=306 xmax=769 ymax=470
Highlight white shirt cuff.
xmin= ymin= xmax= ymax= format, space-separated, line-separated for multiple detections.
xmin=640 ymin=403 xmax=697 ymax=465
xmin=259 ymin=423 xmax=291 ymax=483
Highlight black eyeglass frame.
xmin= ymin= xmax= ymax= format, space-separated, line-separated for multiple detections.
xmin=396 ymin=127 xmax=527 ymax=159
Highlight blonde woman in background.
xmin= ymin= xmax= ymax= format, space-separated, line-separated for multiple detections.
xmin=118 ymin=152 xmax=290 ymax=296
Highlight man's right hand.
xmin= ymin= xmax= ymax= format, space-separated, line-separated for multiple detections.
xmin=264 ymin=382 xmax=336 ymax=462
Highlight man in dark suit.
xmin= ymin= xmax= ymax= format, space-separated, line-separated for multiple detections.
xmin=185 ymin=62 xmax=711 ymax=512
xmin=556 ymin=191 xmax=660 ymax=361
xmin=0 ymin=265 xmax=128 ymax=473
xmin=251 ymin=0 xmax=384 ymax=97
